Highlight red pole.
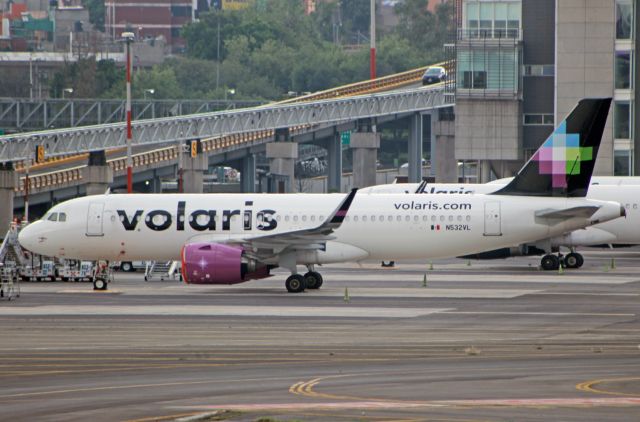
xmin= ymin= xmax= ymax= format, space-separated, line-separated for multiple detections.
xmin=370 ymin=0 xmax=376 ymax=79
xmin=124 ymin=32 xmax=134 ymax=193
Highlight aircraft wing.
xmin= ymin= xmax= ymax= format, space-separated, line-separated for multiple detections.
xmin=230 ymin=189 xmax=358 ymax=260
xmin=535 ymin=206 xmax=601 ymax=222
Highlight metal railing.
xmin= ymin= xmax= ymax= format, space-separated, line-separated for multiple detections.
xmin=12 ymin=63 xmax=448 ymax=195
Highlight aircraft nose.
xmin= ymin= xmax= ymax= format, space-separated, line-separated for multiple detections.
xmin=18 ymin=222 xmax=40 ymax=253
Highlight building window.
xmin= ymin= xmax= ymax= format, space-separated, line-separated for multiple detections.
xmin=614 ymin=101 xmax=633 ymax=139
xmin=616 ymin=0 xmax=634 ymax=39
xmin=614 ymin=149 xmax=631 ymax=175
xmin=615 ymin=51 xmax=633 ymax=89
xmin=524 ymin=114 xmax=554 ymax=125
xmin=464 ymin=1 xmax=521 ymax=38
xmin=171 ymin=5 xmax=192 ymax=17
xmin=458 ymin=49 xmax=519 ymax=90
xmin=523 ymin=65 xmax=554 ymax=77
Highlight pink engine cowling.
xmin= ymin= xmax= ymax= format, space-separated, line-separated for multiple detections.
xmin=181 ymin=242 xmax=270 ymax=284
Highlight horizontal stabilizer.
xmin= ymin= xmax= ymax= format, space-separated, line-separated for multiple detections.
xmin=535 ymin=206 xmax=601 ymax=222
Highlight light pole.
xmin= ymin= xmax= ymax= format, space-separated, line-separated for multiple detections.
xmin=62 ymin=88 xmax=73 ymax=99
xmin=143 ymin=88 xmax=155 ymax=100
xmin=370 ymin=0 xmax=376 ymax=79
xmin=122 ymin=31 xmax=135 ymax=194
xmin=224 ymin=88 xmax=235 ymax=101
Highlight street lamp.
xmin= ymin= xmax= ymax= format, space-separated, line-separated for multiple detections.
xmin=224 ymin=88 xmax=235 ymax=101
xmin=144 ymin=88 xmax=155 ymax=100
xmin=121 ymin=31 xmax=135 ymax=193
xmin=62 ymin=88 xmax=73 ymax=99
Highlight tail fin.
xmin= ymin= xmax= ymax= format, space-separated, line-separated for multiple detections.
xmin=493 ymin=98 xmax=612 ymax=197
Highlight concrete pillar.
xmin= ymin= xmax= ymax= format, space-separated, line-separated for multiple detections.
xmin=0 ymin=163 xmax=18 ymax=237
xmin=241 ymin=154 xmax=256 ymax=193
xmin=326 ymin=131 xmax=342 ymax=192
xmin=434 ymin=119 xmax=457 ymax=183
xmin=82 ymin=151 xmax=113 ymax=196
xmin=350 ymin=132 xmax=380 ymax=188
xmin=408 ymin=113 xmax=424 ymax=183
xmin=182 ymin=154 xmax=208 ymax=194
xmin=266 ymin=142 xmax=298 ymax=193
xmin=479 ymin=160 xmax=492 ymax=183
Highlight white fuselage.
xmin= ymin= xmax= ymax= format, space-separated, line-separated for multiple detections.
xmin=19 ymin=192 xmax=623 ymax=264
xmin=363 ymin=183 xmax=640 ymax=245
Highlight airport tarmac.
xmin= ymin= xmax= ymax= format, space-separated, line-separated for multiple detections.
xmin=0 ymin=248 xmax=639 ymax=422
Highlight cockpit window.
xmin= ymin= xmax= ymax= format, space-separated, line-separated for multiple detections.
xmin=48 ymin=213 xmax=58 ymax=222
xmin=58 ymin=213 xmax=67 ymax=222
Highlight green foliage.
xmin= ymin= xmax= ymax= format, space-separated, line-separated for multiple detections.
xmin=47 ymin=0 xmax=453 ymax=101
xmin=81 ymin=0 xmax=105 ymax=31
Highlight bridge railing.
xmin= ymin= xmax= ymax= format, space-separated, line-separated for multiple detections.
xmin=12 ymin=63 xmax=450 ymax=195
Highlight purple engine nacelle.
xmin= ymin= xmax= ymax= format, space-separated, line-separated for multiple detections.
xmin=181 ymin=242 xmax=269 ymax=285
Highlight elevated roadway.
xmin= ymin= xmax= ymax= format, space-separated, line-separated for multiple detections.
xmin=1 ymin=63 xmax=454 ymax=209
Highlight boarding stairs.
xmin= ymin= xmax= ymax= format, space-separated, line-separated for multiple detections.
xmin=144 ymin=261 xmax=180 ymax=281
xmin=0 ymin=224 xmax=26 ymax=267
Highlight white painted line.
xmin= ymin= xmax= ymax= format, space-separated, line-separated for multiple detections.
xmin=442 ymin=311 xmax=635 ymax=317
xmin=0 ymin=306 xmax=453 ymax=318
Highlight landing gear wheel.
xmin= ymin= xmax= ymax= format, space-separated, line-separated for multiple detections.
xmin=564 ymin=252 xmax=584 ymax=269
xmin=540 ymin=254 xmax=560 ymax=271
xmin=93 ymin=278 xmax=108 ymax=291
xmin=303 ymin=271 xmax=323 ymax=290
xmin=285 ymin=274 xmax=306 ymax=293
xmin=120 ymin=262 xmax=134 ymax=272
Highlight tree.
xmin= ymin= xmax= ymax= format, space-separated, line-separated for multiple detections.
xmin=81 ymin=0 xmax=105 ymax=31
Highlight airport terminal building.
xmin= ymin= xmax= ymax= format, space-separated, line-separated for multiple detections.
xmin=453 ymin=0 xmax=638 ymax=179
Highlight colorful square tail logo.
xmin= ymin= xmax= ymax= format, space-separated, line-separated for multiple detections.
xmin=533 ymin=121 xmax=592 ymax=188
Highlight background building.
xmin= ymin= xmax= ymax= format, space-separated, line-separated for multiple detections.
xmin=453 ymin=0 xmax=637 ymax=180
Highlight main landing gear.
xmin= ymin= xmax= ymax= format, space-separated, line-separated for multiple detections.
xmin=285 ymin=266 xmax=324 ymax=293
xmin=540 ymin=252 xmax=584 ymax=271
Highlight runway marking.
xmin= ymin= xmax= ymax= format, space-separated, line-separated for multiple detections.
xmin=442 ymin=311 xmax=635 ymax=317
xmin=577 ymin=377 xmax=640 ymax=397
xmin=286 ymin=375 xmax=640 ymax=409
xmin=0 ymin=305 xmax=452 ymax=318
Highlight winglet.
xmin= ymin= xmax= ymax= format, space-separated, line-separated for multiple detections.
xmin=493 ymin=98 xmax=612 ymax=197
xmin=328 ymin=188 xmax=358 ymax=226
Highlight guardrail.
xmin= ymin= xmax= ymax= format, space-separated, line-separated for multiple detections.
xmin=14 ymin=63 xmax=447 ymax=195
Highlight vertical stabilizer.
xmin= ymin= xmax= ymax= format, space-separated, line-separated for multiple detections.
xmin=493 ymin=98 xmax=612 ymax=197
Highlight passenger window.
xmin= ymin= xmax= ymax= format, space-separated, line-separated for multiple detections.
xmin=354 ymin=216 xmax=359 ymax=222
xmin=431 ymin=215 xmax=436 ymax=222
xmin=457 ymin=215 xmax=462 ymax=222
xmin=48 ymin=213 xmax=58 ymax=222
xmin=302 ymin=215 xmax=307 ymax=222
xmin=362 ymin=216 xmax=367 ymax=222
xmin=413 ymin=215 xmax=419 ymax=222
xmin=396 ymin=215 xmax=402 ymax=222
xmin=387 ymin=215 xmax=393 ymax=222
xmin=371 ymin=216 xmax=376 ymax=222
xmin=310 ymin=215 xmax=316 ymax=222
xmin=59 ymin=213 xmax=67 ymax=222
xmin=449 ymin=215 xmax=454 ymax=222
xmin=466 ymin=215 xmax=471 ymax=222
xmin=440 ymin=215 xmax=445 ymax=222
xmin=422 ymin=215 xmax=428 ymax=221
xmin=405 ymin=215 xmax=410 ymax=222
xmin=285 ymin=215 xmax=290 ymax=222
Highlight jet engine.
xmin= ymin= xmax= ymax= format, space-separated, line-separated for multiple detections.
xmin=181 ymin=243 xmax=270 ymax=284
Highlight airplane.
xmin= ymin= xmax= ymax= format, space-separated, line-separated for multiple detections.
xmin=364 ymin=180 xmax=640 ymax=270
xmin=18 ymin=98 xmax=625 ymax=292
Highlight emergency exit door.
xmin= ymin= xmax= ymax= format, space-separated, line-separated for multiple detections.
xmin=86 ymin=202 xmax=105 ymax=236
xmin=483 ymin=201 xmax=502 ymax=236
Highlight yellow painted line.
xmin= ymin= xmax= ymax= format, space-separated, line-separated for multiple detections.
xmin=576 ymin=377 xmax=640 ymax=397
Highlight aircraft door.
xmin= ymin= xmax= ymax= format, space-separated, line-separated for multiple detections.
xmin=86 ymin=202 xmax=105 ymax=236
xmin=483 ymin=201 xmax=502 ymax=236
